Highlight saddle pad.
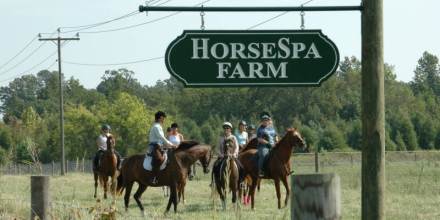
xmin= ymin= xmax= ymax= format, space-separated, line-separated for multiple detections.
xmin=143 ymin=153 xmax=168 ymax=171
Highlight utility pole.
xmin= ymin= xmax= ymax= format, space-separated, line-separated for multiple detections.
xmin=39 ymin=29 xmax=79 ymax=176
xmin=361 ymin=0 xmax=385 ymax=219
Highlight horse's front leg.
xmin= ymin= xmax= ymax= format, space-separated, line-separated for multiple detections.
xmin=94 ymin=172 xmax=98 ymax=198
xmin=281 ymin=175 xmax=290 ymax=208
xmin=274 ymin=178 xmax=281 ymax=209
xmin=250 ymin=177 xmax=258 ymax=210
xmin=103 ymin=176 xmax=108 ymax=199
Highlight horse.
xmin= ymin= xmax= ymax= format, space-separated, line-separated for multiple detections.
xmin=93 ymin=135 xmax=119 ymax=199
xmin=212 ymin=138 xmax=241 ymax=210
xmin=239 ymin=128 xmax=305 ymax=209
xmin=117 ymin=143 xmax=212 ymax=214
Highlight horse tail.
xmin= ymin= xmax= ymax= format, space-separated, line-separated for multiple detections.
xmin=220 ymin=158 xmax=230 ymax=197
xmin=116 ymin=167 xmax=125 ymax=195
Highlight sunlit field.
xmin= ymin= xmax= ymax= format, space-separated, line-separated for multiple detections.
xmin=1 ymin=160 xmax=440 ymax=219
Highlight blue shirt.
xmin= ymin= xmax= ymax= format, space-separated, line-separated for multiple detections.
xmin=257 ymin=125 xmax=277 ymax=147
xmin=235 ymin=131 xmax=248 ymax=145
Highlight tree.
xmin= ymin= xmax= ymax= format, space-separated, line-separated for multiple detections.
xmin=97 ymin=69 xmax=144 ymax=98
xmin=411 ymin=51 xmax=440 ymax=95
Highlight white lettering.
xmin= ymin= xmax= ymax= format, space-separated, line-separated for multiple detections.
xmin=304 ymin=43 xmax=322 ymax=59
xmin=191 ymin=38 xmax=209 ymax=59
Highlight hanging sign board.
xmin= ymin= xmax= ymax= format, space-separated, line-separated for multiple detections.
xmin=165 ymin=30 xmax=339 ymax=87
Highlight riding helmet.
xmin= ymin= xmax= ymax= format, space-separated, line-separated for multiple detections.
xmin=222 ymin=122 xmax=233 ymax=129
xmin=260 ymin=111 xmax=271 ymax=120
xmin=238 ymin=120 xmax=247 ymax=126
xmin=101 ymin=124 xmax=111 ymax=131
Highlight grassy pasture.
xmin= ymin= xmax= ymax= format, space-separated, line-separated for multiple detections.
xmin=1 ymin=160 xmax=440 ymax=219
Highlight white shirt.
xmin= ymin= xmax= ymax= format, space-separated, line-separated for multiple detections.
xmin=97 ymin=134 xmax=108 ymax=150
xmin=218 ymin=134 xmax=239 ymax=158
xmin=148 ymin=122 xmax=172 ymax=146
xmin=168 ymin=134 xmax=182 ymax=146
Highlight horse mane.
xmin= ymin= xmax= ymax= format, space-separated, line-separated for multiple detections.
xmin=240 ymin=138 xmax=258 ymax=153
xmin=273 ymin=128 xmax=297 ymax=149
xmin=175 ymin=140 xmax=200 ymax=151
xmin=106 ymin=134 xmax=115 ymax=150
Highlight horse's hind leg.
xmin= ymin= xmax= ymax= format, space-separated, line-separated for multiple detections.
xmin=281 ymin=175 xmax=290 ymax=208
xmin=134 ymin=184 xmax=147 ymax=215
xmin=124 ymin=181 xmax=134 ymax=212
xmin=274 ymin=178 xmax=281 ymax=209
xmin=166 ymin=183 xmax=178 ymax=213
xmin=103 ymin=176 xmax=108 ymax=199
xmin=93 ymin=172 xmax=98 ymax=198
xmin=250 ymin=177 xmax=258 ymax=210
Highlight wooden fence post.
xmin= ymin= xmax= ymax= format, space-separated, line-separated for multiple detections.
xmin=31 ymin=176 xmax=50 ymax=220
xmin=75 ymin=157 xmax=79 ymax=172
xmin=315 ymin=151 xmax=320 ymax=173
xmin=28 ymin=164 xmax=32 ymax=174
xmin=66 ymin=160 xmax=69 ymax=174
xmin=51 ymin=161 xmax=55 ymax=176
xmin=291 ymin=173 xmax=341 ymax=220
xmin=82 ymin=157 xmax=85 ymax=173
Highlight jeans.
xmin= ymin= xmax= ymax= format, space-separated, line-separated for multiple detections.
xmin=257 ymin=145 xmax=270 ymax=173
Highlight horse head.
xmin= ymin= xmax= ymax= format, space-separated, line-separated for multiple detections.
xmin=199 ymin=145 xmax=212 ymax=174
xmin=106 ymin=134 xmax=116 ymax=152
xmin=284 ymin=128 xmax=305 ymax=150
xmin=223 ymin=137 xmax=235 ymax=155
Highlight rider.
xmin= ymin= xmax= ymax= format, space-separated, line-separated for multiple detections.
xmin=94 ymin=124 xmax=122 ymax=170
xmin=235 ymin=120 xmax=249 ymax=151
xmin=212 ymin=122 xmax=245 ymax=181
xmin=168 ymin=123 xmax=184 ymax=146
xmin=247 ymin=124 xmax=257 ymax=140
xmin=257 ymin=112 xmax=278 ymax=177
xmin=147 ymin=111 xmax=177 ymax=184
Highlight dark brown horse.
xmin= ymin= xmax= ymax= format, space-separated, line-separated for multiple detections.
xmin=93 ymin=135 xmax=119 ymax=199
xmin=117 ymin=143 xmax=212 ymax=214
xmin=212 ymin=138 xmax=241 ymax=210
xmin=239 ymin=128 xmax=305 ymax=209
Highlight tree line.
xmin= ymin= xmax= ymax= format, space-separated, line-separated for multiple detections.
xmin=0 ymin=51 xmax=439 ymax=165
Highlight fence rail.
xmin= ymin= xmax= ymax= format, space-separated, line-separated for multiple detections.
xmin=1 ymin=151 xmax=440 ymax=175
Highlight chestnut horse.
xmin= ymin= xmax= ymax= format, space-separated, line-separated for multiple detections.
xmin=93 ymin=135 xmax=119 ymax=199
xmin=212 ymin=138 xmax=241 ymax=210
xmin=117 ymin=143 xmax=212 ymax=214
xmin=239 ymin=128 xmax=305 ymax=209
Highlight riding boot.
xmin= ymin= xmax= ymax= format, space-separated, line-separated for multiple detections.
xmin=115 ymin=151 xmax=122 ymax=170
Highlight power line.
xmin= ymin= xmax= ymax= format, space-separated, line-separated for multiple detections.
xmin=0 ymin=41 xmax=70 ymax=83
xmin=79 ymin=0 xmax=212 ymax=34
xmin=0 ymin=35 xmax=39 ymax=71
xmin=247 ymin=0 xmax=317 ymax=29
xmin=0 ymin=32 xmax=56 ymax=76
xmin=63 ymin=56 xmax=163 ymax=66
xmin=60 ymin=10 xmax=140 ymax=34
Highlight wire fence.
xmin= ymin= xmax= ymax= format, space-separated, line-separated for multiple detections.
xmin=1 ymin=150 xmax=440 ymax=176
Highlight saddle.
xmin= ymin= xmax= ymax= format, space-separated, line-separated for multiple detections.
xmin=143 ymin=144 xmax=169 ymax=171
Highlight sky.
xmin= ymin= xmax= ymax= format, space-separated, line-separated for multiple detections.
xmin=0 ymin=0 xmax=439 ymax=89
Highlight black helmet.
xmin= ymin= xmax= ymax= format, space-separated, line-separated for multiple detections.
xmin=260 ymin=111 xmax=271 ymax=120
xmin=171 ymin=123 xmax=179 ymax=128
xmin=238 ymin=120 xmax=247 ymax=126
xmin=101 ymin=124 xmax=111 ymax=131
xmin=155 ymin=111 xmax=167 ymax=120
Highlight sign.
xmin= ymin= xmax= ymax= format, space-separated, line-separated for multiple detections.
xmin=165 ymin=30 xmax=339 ymax=87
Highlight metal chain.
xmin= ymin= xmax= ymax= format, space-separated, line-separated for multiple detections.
xmin=200 ymin=5 xmax=206 ymax=30
xmin=300 ymin=11 xmax=305 ymax=30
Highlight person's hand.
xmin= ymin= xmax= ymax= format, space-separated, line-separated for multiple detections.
xmin=171 ymin=144 xmax=177 ymax=149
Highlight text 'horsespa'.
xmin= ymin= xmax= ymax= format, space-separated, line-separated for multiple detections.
xmin=165 ymin=30 xmax=339 ymax=87
xmin=191 ymin=38 xmax=322 ymax=79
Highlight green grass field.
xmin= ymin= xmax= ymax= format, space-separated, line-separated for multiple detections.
xmin=1 ymin=161 xmax=440 ymax=219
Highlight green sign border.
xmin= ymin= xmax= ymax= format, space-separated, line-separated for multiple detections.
xmin=165 ymin=30 xmax=340 ymax=87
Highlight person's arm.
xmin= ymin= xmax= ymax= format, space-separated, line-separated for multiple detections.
xmin=179 ymin=133 xmax=184 ymax=142
xmin=218 ymin=137 xmax=224 ymax=157
xmin=233 ymin=136 xmax=239 ymax=158
xmin=153 ymin=126 xmax=174 ymax=147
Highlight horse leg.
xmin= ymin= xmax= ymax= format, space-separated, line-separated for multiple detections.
xmin=250 ymin=177 xmax=258 ymax=210
xmin=134 ymin=184 xmax=148 ymax=216
xmin=257 ymin=178 xmax=261 ymax=192
xmin=215 ymin=182 xmax=226 ymax=210
xmin=274 ymin=178 xmax=281 ymax=209
xmin=281 ymin=175 xmax=290 ymax=208
xmin=180 ymin=180 xmax=187 ymax=205
xmin=124 ymin=181 xmax=134 ymax=212
xmin=166 ymin=183 xmax=178 ymax=213
xmin=103 ymin=176 xmax=109 ymax=199
xmin=93 ymin=172 xmax=98 ymax=198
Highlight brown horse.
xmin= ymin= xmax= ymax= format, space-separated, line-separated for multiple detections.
xmin=93 ymin=135 xmax=119 ymax=199
xmin=212 ymin=138 xmax=241 ymax=210
xmin=239 ymin=128 xmax=305 ymax=209
xmin=117 ymin=143 xmax=212 ymax=214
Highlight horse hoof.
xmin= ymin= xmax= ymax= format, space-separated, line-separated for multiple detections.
xmin=141 ymin=210 xmax=146 ymax=217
